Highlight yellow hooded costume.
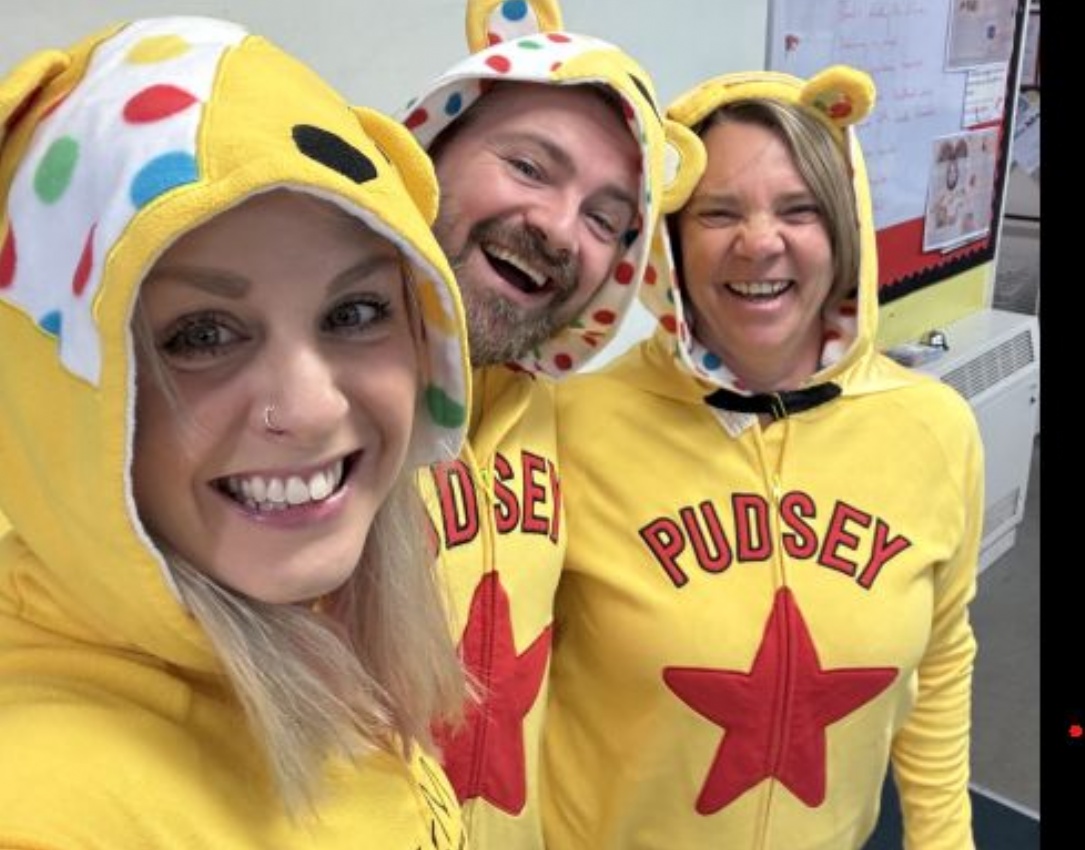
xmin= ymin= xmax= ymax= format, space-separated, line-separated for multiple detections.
xmin=0 ymin=16 xmax=470 ymax=849
xmin=544 ymin=67 xmax=982 ymax=850
xmin=399 ymin=1 xmax=703 ymax=847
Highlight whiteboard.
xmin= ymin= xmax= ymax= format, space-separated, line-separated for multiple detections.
xmin=766 ymin=0 xmax=1026 ymax=301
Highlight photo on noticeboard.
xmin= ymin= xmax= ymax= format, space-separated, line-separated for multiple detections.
xmin=922 ymin=128 xmax=998 ymax=253
xmin=946 ymin=0 xmax=1018 ymax=70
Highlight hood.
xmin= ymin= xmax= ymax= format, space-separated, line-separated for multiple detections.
xmin=645 ymin=66 xmax=886 ymax=395
xmin=0 ymin=17 xmax=470 ymax=668
xmin=400 ymin=0 xmax=704 ymax=376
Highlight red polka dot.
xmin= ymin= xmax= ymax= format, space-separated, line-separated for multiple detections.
xmin=550 ymin=62 xmax=563 ymax=73
xmin=613 ymin=261 xmax=635 ymax=285
xmin=72 ymin=225 xmax=96 ymax=296
xmin=547 ymin=33 xmax=571 ymax=43
xmin=839 ymin=301 xmax=858 ymax=316
xmin=824 ymin=328 xmax=841 ymax=342
xmin=485 ymin=55 xmax=512 ymax=73
xmin=123 ymin=85 xmax=197 ymax=123
xmin=1071 ymin=724 xmax=1083 ymax=739
xmin=0 ymin=224 xmax=15 ymax=288
xmin=661 ymin=314 xmax=677 ymax=334
xmin=554 ymin=352 xmax=574 ymax=371
xmin=593 ymin=309 xmax=617 ymax=325
xmin=404 ymin=108 xmax=429 ymax=130
xmin=644 ymin=265 xmax=658 ymax=285
xmin=487 ymin=32 xmax=502 ymax=46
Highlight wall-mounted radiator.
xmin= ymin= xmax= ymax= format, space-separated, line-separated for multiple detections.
xmin=918 ymin=309 xmax=1040 ymax=573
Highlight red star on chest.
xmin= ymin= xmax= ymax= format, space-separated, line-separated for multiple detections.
xmin=436 ymin=572 xmax=551 ymax=814
xmin=664 ymin=587 xmax=897 ymax=813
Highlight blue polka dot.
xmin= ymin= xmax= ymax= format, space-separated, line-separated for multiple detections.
xmin=502 ymin=1 xmax=528 ymax=21
xmin=39 ymin=310 xmax=62 ymax=336
xmin=702 ymin=351 xmax=721 ymax=370
xmin=444 ymin=92 xmax=464 ymax=117
xmin=130 ymin=151 xmax=198 ymax=209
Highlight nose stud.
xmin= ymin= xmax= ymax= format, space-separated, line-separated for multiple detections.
xmin=263 ymin=404 xmax=285 ymax=435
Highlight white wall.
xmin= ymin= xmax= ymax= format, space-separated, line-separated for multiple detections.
xmin=1 ymin=0 xmax=769 ymax=367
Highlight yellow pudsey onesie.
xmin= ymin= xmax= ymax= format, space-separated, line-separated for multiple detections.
xmin=398 ymin=1 xmax=703 ymax=848
xmin=543 ymin=68 xmax=983 ymax=849
xmin=0 ymin=17 xmax=471 ymax=849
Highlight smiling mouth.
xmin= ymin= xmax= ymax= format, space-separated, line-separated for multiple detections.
xmin=482 ymin=242 xmax=555 ymax=295
xmin=213 ymin=452 xmax=359 ymax=512
xmin=726 ymin=280 xmax=793 ymax=300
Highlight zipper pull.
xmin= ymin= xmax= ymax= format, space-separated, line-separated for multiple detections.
xmin=477 ymin=465 xmax=496 ymax=505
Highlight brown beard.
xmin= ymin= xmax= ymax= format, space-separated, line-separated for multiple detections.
xmin=441 ymin=217 xmax=581 ymax=366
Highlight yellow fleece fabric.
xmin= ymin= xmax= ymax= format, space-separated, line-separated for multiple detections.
xmin=543 ymin=67 xmax=982 ymax=850
xmin=402 ymin=2 xmax=705 ymax=848
xmin=0 ymin=16 xmax=470 ymax=849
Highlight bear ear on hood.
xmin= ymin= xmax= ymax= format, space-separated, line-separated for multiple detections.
xmin=660 ymin=118 xmax=706 ymax=214
xmin=465 ymin=0 xmax=563 ymax=53
xmin=1 ymin=49 xmax=71 ymax=153
xmin=799 ymin=65 xmax=876 ymax=141
xmin=351 ymin=105 xmax=440 ymax=225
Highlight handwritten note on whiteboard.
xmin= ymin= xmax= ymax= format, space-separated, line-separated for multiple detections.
xmin=768 ymin=0 xmax=975 ymax=231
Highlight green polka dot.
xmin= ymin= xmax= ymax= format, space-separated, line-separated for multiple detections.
xmin=35 ymin=137 xmax=79 ymax=204
xmin=425 ymin=384 xmax=466 ymax=428
xmin=517 ymin=39 xmax=543 ymax=50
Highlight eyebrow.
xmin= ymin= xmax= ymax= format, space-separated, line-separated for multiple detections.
xmin=688 ymin=188 xmax=816 ymax=206
xmin=144 ymin=253 xmax=402 ymax=299
xmin=327 ymin=254 xmax=403 ymax=296
xmin=499 ymin=130 xmax=639 ymax=213
xmin=144 ymin=266 xmax=250 ymax=298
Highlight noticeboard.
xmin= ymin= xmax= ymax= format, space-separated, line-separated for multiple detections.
xmin=767 ymin=0 xmax=1028 ymax=302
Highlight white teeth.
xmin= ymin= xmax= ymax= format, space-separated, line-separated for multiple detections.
xmin=729 ymin=280 xmax=790 ymax=297
xmin=285 ymin=476 xmax=309 ymax=505
xmin=266 ymin=478 xmax=285 ymax=503
xmin=487 ymin=245 xmax=547 ymax=287
xmin=249 ymin=477 xmax=267 ymax=502
xmin=308 ymin=468 xmax=333 ymax=501
xmin=223 ymin=458 xmax=345 ymax=510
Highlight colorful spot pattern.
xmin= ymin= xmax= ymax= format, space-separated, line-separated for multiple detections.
xmin=123 ymin=84 xmax=197 ymax=122
xmin=425 ymin=385 xmax=467 ymax=429
xmin=484 ymin=0 xmax=542 ymax=45
xmin=34 ymin=137 xmax=79 ymax=204
xmin=130 ymin=152 xmax=199 ymax=208
xmin=0 ymin=225 xmax=15 ymax=288
xmin=0 ymin=17 xmax=245 ymax=384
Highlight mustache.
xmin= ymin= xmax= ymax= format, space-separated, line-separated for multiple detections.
xmin=465 ymin=218 xmax=578 ymax=294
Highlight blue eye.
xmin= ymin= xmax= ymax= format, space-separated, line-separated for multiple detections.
xmin=322 ymin=296 xmax=390 ymax=333
xmin=161 ymin=312 xmax=243 ymax=360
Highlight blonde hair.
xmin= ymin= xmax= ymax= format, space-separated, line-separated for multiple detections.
xmin=169 ymin=477 xmax=465 ymax=815
xmin=130 ymin=202 xmax=468 ymax=814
